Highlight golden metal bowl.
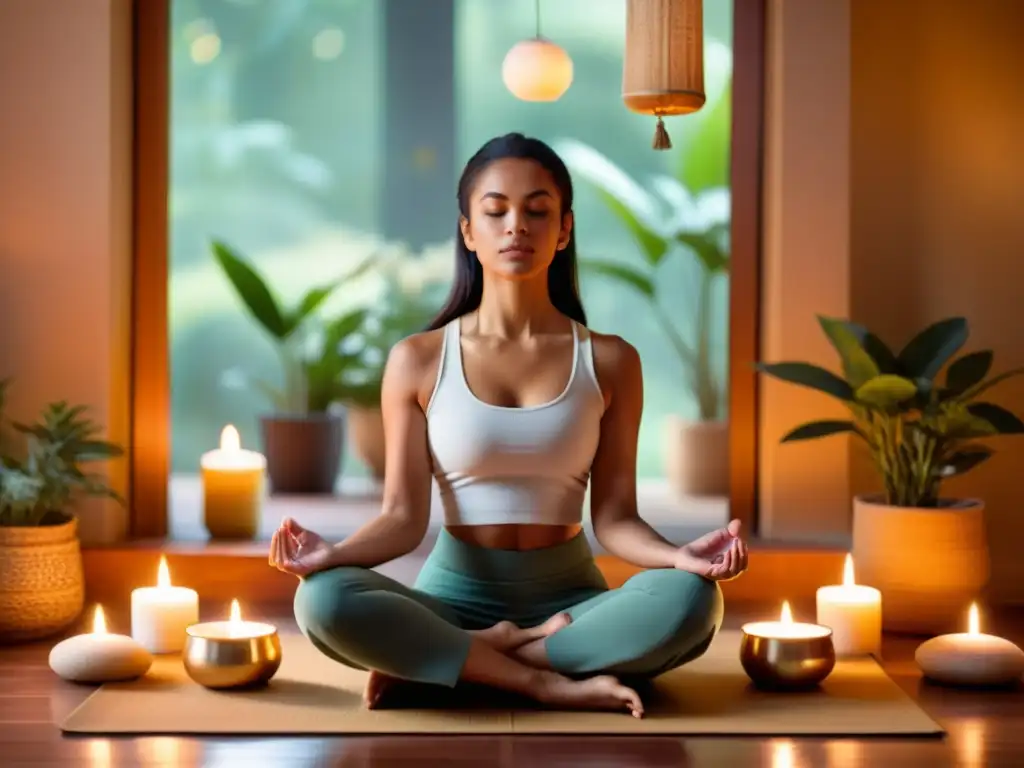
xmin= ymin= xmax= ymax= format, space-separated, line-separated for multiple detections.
xmin=183 ymin=621 xmax=282 ymax=690
xmin=740 ymin=625 xmax=836 ymax=690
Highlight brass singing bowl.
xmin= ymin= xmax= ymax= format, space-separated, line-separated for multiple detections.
xmin=740 ymin=627 xmax=836 ymax=690
xmin=183 ymin=624 xmax=282 ymax=690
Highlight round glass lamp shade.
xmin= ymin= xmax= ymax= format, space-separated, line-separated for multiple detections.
xmin=502 ymin=38 xmax=573 ymax=102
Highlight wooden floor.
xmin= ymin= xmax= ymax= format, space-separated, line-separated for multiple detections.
xmin=3 ymin=601 xmax=1023 ymax=768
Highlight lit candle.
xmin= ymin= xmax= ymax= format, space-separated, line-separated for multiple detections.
xmin=186 ymin=599 xmax=277 ymax=641
xmin=742 ymin=600 xmax=833 ymax=639
xmin=49 ymin=605 xmax=153 ymax=683
xmin=915 ymin=602 xmax=1024 ymax=686
xmin=200 ymin=424 xmax=265 ymax=539
xmin=815 ymin=553 xmax=882 ymax=657
xmin=130 ymin=556 xmax=200 ymax=654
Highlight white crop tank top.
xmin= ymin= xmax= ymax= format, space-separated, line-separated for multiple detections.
xmin=425 ymin=318 xmax=605 ymax=527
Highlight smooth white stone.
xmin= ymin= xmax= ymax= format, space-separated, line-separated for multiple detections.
xmin=915 ymin=633 xmax=1024 ymax=686
xmin=49 ymin=633 xmax=153 ymax=684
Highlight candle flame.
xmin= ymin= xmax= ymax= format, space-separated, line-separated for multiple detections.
xmin=92 ymin=605 xmax=107 ymax=635
xmin=230 ymin=599 xmax=242 ymax=623
xmin=968 ymin=602 xmax=980 ymax=635
xmin=843 ymin=553 xmax=855 ymax=586
xmin=220 ymin=425 xmax=241 ymax=452
xmin=780 ymin=600 xmax=793 ymax=624
xmin=157 ymin=555 xmax=171 ymax=588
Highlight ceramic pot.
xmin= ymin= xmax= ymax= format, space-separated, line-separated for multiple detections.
xmin=347 ymin=406 xmax=385 ymax=480
xmin=851 ymin=494 xmax=989 ymax=635
xmin=0 ymin=515 xmax=84 ymax=643
xmin=260 ymin=412 xmax=344 ymax=494
xmin=664 ymin=416 xmax=730 ymax=497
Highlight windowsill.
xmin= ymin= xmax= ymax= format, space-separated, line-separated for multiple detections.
xmin=165 ymin=474 xmax=732 ymax=556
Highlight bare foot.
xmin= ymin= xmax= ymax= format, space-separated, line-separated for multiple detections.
xmin=363 ymin=669 xmax=399 ymax=709
xmin=471 ymin=613 xmax=572 ymax=654
xmin=535 ymin=672 xmax=644 ymax=718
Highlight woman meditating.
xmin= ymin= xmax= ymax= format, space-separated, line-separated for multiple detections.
xmin=268 ymin=133 xmax=748 ymax=718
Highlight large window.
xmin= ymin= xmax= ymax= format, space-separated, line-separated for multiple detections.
xmin=166 ymin=0 xmax=737 ymax=538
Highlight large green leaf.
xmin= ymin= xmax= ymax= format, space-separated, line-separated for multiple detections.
xmin=211 ymin=241 xmax=288 ymax=340
xmin=592 ymin=188 xmax=668 ymax=266
xmin=677 ymin=77 xmax=732 ymax=192
xmin=675 ymin=232 xmax=729 ymax=273
xmin=817 ymin=316 xmax=880 ymax=388
xmin=855 ymin=375 xmax=918 ymax=408
xmin=781 ymin=420 xmax=858 ymax=443
xmin=944 ymin=350 xmax=993 ymax=395
xmin=755 ymin=362 xmax=854 ymax=401
xmin=897 ymin=317 xmax=968 ymax=380
xmin=967 ymin=402 xmax=1024 ymax=434
xmin=833 ymin=321 xmax=902 ymax=374
xmin=580 ymin=258 xmax=655 ymax=298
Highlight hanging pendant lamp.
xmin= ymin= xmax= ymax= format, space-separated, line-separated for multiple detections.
xmin=502 ymin=0 xmax=574 ymax=102
xmin=622 ymin=0 xmax=706 ymax=150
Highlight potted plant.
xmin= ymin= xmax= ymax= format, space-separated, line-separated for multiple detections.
xmin=212 ymin=240 xmax=375 ymax=494
xmin=0 ymin=379 xmax=124 ymax=643
xmin=342 ymin=276 xmax=444 ymax=481
xmin=556 ymin=139 xmax=730 ymax=496
xmin=757 ymin=316 xmax=1024 ymax=634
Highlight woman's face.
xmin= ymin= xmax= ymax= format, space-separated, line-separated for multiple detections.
xmin=460 ymin=158 xmax=573 ymax=281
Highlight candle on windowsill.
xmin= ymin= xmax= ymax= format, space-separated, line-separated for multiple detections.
xmin=130 ymin=555 xmax=200 ymax=654
xmin=915 ymin=602 xmax=1024 ymax=686
xmin=815 ymin=553 xmax=883 ymax=657
xmin=200 ymin=424 xmax=265 ymax=540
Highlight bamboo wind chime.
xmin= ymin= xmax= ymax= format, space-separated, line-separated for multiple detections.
xmin=622 ymin=0 xmax=707 ymax=150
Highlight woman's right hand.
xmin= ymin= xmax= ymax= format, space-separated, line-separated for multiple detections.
xmin=269 ymin=518 xmax=333 ymax=578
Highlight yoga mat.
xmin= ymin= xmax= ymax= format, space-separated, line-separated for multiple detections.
xmin=60 ymin=631 xmax=943 ymax=736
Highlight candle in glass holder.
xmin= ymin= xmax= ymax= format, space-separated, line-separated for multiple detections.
xmin=915 ymin=602 xmax=1024 ymax=686
xmin=200 ymin=424 xmax=265 ymax=539
xmin=816 ymin=553 xmax=882 ymax=657
xmin=49 ymin=605 xmax=153 ymax=683
xmin=130 ymin=555 xmax=200 ymax=654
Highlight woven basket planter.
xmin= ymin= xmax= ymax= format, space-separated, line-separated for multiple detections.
xmin=0 ymin=515 xmax=85 ymax=643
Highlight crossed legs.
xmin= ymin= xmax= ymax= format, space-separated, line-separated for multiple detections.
xmin=293 ymin=565 xmax=722 ymax=717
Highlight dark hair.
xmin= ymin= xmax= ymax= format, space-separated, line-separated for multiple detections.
xmin=426 ymin=133 xmax=587 ymax=331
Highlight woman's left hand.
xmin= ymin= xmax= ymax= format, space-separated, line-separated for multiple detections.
xmin=673 ymin=519 xmax=748 ymax=581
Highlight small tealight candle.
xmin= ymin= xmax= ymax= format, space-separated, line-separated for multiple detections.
xmin=915 ymin=602 xmax=1024 ymax=687
xmin=200 ymin=424 xmax=266 ymax=540
xmin=49 ymin=605 xmax=153 ymax=683
xmin=188 ymin=599 xmax=277 ymax=641
xmin=130 ymin=555 xmax=200 ymax=654
xmin=815 ymin=553 xmax=882 ymax=657
xmin=742 ymin=599 xmax=833 ymax=640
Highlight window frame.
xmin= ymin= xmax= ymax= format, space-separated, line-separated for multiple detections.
xmin=128 ymin=0 xmax=767 ymax=539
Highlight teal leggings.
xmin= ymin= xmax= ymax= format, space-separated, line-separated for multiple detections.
xmin=293 ymin=529 xmax=723 ymax=688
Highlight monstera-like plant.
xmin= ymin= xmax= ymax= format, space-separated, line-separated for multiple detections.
xmin=757 ymin=315 xmax=1024 ymax=633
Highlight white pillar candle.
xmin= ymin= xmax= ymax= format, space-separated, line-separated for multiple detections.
xmin=130 ymin=555 xmax=200 ymax=654
xmin=200 ymin=424 xmax=266 ymax=539
xmin=815 ymin=553 xmax=882 ymax=657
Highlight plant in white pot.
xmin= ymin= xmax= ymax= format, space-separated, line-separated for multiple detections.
xmin=555 ymin=139 xmax=730 ymax=496
xmin=0 ymin=379 xmax=124 ymax=643
xmin=212 ymin=240 xmax=375 ymax=494
xmin=757 ymin=316 xmax=1024 ymax=634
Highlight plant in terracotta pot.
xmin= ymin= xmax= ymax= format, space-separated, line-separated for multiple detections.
xmin=0 ymin=379 xmax=124 ymax=643
xmin=212 ymin=240 xmax=375 ymax=494
xmin=555 ymin=139 xmax=730 ymax=496
xmin=756 ymin=316 xmax=1024 ymax=634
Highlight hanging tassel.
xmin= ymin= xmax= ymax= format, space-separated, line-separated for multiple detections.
xmin=652 ymin=115 xmax=672 ymax=150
